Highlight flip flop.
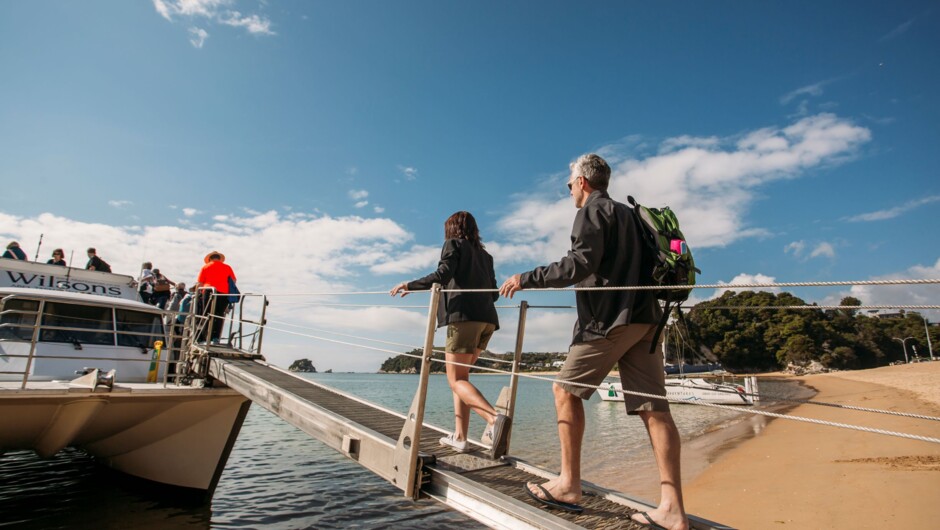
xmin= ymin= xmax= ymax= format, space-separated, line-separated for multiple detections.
xmin=523 ymin=483 xmax=584 ymax=514
xmin=631 ymin=511 xmax=667 ymax=529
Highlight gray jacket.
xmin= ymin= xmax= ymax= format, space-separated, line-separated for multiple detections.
xmin=520 ymin=190 xmax=660 ymax=344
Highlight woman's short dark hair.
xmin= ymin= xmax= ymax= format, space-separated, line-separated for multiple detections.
xmin=444 ymin=211 xmax=483 ymax=248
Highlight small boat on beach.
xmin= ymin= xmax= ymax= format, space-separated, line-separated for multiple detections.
xmin=0 ymin=259 xmax=257 ymax=494
xmin=596 ymin=375 xmax=759 ymax=405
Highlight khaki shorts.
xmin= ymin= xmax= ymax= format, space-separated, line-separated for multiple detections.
xmin=556 ymin=324 xmax=670 ymax=414
xmin=446 ymin=321 xmax=496 ymax=354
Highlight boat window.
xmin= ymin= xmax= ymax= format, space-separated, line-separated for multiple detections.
xmin=40 ymin=302 xmax=114 ymax=346
xmin=0 ymin=297 xmax=40 ymax=341
xmin=115 ymin=309 xmax=164 ymax=349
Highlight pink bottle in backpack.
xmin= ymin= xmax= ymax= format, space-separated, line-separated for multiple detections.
xmin=670 ymin=239 xmax=686 ymax=255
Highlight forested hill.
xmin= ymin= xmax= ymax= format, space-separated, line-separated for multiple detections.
xmin=378 ymin=348 xmax=566 ymax=373
xmin=376 ymin=291 xmax=936 ymax=374
xmin=682 ymin=291 xmax=937 ymax=372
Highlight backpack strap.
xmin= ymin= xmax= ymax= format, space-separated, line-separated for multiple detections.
xmin=649 ymin=300 xmax=671 ymax=354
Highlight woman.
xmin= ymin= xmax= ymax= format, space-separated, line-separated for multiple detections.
xmin=150 ymin=268 xmax=176 ymax=309
xmin=138 ymin=262 xmax=154 ymax=305
xmin=390 ymin=211 xmax=511 ymax=458
xmin=46 ymin=249 xmax=67 ymax=266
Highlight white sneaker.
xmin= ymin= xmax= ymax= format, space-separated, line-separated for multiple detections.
xmin=439 ymin=433 xmax=470 ymax=453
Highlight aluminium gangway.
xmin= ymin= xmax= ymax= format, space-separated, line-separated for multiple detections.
xmin=198 ymin=285 xmax=729 ymax=530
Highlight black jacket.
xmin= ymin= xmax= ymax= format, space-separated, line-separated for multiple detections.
xmin=408 ymin=238 xmax=499 ymax=330
xmin=520 ymin=190 xmax=660 ymax=344
xmin=86 ymin=256 xmax=112 ymax=273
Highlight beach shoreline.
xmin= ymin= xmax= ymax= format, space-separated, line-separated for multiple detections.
xmin=683 ymin=362 xmax=940 ymax=529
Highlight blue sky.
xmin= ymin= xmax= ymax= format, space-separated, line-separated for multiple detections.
xmin=1 ymin=1 xmax=938 ymax=370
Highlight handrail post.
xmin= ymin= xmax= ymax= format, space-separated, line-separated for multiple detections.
xmin=393 ymin=283 xmax=441 ymax=499
xmin=504 ymin=300 xmax=528 ymax=448
xmin=21 ymin=300 xmax=46 ymax=389
xmin=256 ymin=296 xmax=268 ymax=356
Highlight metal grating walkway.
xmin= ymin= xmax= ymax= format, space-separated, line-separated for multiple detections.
xmin=208 ymin=358 xmax=729 ymax=530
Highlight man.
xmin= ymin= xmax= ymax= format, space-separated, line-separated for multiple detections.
xmin=499 ymin=154 xmax=688 ymax=530
xmin=85 ymin=248 xmax=112 ymax=272
xmin=195 ymin=251 xmax=236 ymax=342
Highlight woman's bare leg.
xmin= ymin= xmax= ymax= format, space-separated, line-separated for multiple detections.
xmin=446 ymin=349 xmax=498 ymax=439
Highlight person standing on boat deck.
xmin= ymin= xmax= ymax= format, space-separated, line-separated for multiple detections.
xmin=390 ymin=211 xmax=512 ymax=459
xmin=500 ymin=154 xmax=688 ymax=530
xmin=2 ymin=242 xmax=27 ymax=260
xmin=85 ymin=248 xmax=111 ymax=272
xmin=138 ymin=262 xmax=155 ymax=305
xmin=46 ymin=248 xmax=67 ymax=266
xmin=151 ymin=268 xmax=176 ymax=309
xmin=195 ymin=251 xmax=236 ymax=342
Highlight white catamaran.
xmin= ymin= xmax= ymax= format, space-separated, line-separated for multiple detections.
xmin=0 ymin=259 xmax=264 ymax=495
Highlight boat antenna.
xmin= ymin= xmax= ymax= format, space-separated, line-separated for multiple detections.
xmin=34 ymin=233 xmax=44 ymax=261
xmin=66 ymin=250 xmax=75 ymax=283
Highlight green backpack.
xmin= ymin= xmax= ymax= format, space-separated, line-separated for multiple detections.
xmin=628 ymin=196 xmax=700 ymax=352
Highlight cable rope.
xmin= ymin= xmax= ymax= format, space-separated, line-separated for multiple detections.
xmin=512 ymin=371 xmax=940 ymax=445
xmin=262 ymin=318 xmax=521 ymax=366
xmin=257 ymin=321 xmax=940 ymax=443
xmin=705 ymin=305 xmax=940 ymax=310
xmin=442 ymin=278 xmax=940 ymax=293
xmin=248 ymin=278 xmax=940 ymax=298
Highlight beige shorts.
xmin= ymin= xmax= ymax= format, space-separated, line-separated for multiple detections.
xmin=556 ymin=323 xmax=669 ymax=414
xmin=446 ymin=321 xmax=496 ymax=354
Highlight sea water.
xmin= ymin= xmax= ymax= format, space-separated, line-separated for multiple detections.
xmin=0 ymin=373 xmax=795 ymax=529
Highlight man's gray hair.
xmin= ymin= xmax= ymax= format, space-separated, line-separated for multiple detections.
xmin=570 ymin=153 xmax=611 ymax=191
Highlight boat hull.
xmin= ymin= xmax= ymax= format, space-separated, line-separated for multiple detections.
xmin=0 ymin=384 xmax=250 ymax=491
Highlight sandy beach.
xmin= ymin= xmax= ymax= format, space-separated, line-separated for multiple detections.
xmin=684 ymin=362 xmax=940 ymax=529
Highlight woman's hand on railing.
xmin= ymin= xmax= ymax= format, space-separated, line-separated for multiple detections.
xmin=389 ymin=282 xmax=410 ymax=297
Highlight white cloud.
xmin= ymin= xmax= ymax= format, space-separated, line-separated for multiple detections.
xmin=659 ymin=135 xmax=720 ymax=153
xmin=153 ymin=0 xmax=173 ymax=20
xmin=0 ymin=209 xmax=412 ymax=296
xmin=846 ymin=195 xmax=940 ymax=222
xmin=152 ymin=0 xmax=275 ymax=45
xmin=182 ymin=207 xmax=202 ymax=217
xmin=487 ymin=310 xmax=575 ymax=354
xmin=354 ymin=201 xmax=369 ymax=209
xmin=108 ymin=200 xmax=132 ymax=209
xmin=823 ymin=258 xmax=940 ymax=320
xmin=220 ymin=11 xmax=274 ymax=35
xmin=398 ymin=166 xmax=418 ymax=180
xmin=879 ymin=16 xmax=917 ymax=42
xmin=370 ymin=244 xmax=441 ymax=275
xmin=809 ymin=242 xmax=836 ymax=259
xmin=496 ymin=113 xmax=871 ymax=265
xmin=711 ymin=273 xmax=780 ymax=299
xmin=784 ymin=240 xmax=806 ymax=257
xmin=188 ymin=27 xmax=209 ymax=48
xmin=374 ymin=206 xmax=385 ymax=214
xmin=300 ymin=306 xmax=426 ymax=335
xmin=786 ymin=240 xmax=835 ymax=261
xmin=348 ymin=189 xmax=369 ymax=200
xmin=780 ymin=78 xmax=840 ymax=105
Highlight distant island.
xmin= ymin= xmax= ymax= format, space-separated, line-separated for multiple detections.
xmin=288 ymin=359 xmax=317 ymax=373
xmin=378 ymin=347 xmax=567 ymax=374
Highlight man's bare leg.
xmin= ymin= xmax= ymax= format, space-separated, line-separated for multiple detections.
xmin=526 ymin=382 xmax=584 ymax=504
xmin=631 ymin=411 xmax=689 ymax=530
